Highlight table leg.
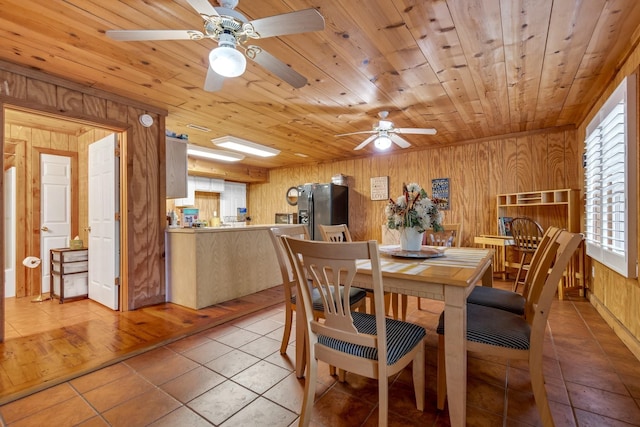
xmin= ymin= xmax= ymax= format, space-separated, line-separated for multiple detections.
xmin=444 ymin=285 xmax=468 ymax=427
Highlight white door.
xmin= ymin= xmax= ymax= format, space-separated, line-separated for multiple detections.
xmin=41 ymin=155 xmax=72 ymax=293
xmin=88 ymin=134 xmax=119 ymax=310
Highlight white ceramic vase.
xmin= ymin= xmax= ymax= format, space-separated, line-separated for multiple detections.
xmin=400 ymin=227 xmax=423 ymax=251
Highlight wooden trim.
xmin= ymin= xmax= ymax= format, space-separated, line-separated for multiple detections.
xmin=0 ymin=59 xmax=167 ymax=116
xmin=119 ymin=132 xmax=129 ymax=312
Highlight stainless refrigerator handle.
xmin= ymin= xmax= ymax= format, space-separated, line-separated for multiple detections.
xmin=308 ymin=190 xmax=314 ymax=239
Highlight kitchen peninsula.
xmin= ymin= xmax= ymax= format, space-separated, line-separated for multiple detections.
xmin=166 ymin=225 xmax=294 ymax=309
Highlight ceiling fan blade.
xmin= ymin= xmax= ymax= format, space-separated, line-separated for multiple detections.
xmin=354 ymin=134 xmax=377 ymax=151
xmin=186 ymin=0 xmax=220 ymax=17
xmin=335 ymin=130 xmax=376 ymax=137
xmin=106 ymin=29 xmax=202 ymax=41
xmin=204 ymin=67 xmax=224 ymax=92
xmin=248 ymin=46 xmax=307 ymax=88
xmin=395 ymin=127 xmax=437 ymax=135
xmin=390 ymin=134 xmax=411 ymax=148
xmin=250 ymin=8 xmax=325 ymax=38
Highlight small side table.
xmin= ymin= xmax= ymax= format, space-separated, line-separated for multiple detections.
xmin=50 ymin=248 xmax=89 ymax=303
xmin=474 ymin=235 xmax=514 ymax=280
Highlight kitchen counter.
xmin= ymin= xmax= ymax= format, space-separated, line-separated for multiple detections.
xmin=165 ymin=224 xmax=297 ymax=309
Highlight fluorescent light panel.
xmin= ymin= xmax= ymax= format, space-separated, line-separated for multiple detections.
xmin=211 ymin=135 xmax=280 ymax=157
xmin=187 ymin=145 xmax=244 ymax=162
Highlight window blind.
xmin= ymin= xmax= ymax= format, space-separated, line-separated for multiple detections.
xmin=584 ymin=74 xmax=637 ymax=278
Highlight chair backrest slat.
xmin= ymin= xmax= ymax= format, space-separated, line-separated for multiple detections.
xmin=318 ymin=224 xmax=352 ymax=242
xmin=423 ymin=223 xmax=462 ymax=247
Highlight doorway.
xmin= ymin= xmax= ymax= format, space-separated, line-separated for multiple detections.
xmin=3 ymin=107 xmax=123 ymax=312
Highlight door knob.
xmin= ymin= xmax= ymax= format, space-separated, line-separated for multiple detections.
xmin=85 ymin=226 xmax=92 ymax=232
xmin=41 ymin=226 xmax=49 ymax=232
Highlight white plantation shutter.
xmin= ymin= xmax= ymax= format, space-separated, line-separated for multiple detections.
xmin=584 ymin=74 xmax=637 ymax=278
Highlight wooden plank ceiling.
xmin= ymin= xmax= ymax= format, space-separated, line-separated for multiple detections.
xmin=1 ymin=0 xmax=639 ymax=170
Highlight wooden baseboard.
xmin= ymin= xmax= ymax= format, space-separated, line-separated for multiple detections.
xmin=589 ymin=293 xmax=640 ymax=362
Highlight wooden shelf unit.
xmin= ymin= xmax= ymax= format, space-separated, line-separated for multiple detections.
xmin=495 ymin=189 xmax=583 ymax=299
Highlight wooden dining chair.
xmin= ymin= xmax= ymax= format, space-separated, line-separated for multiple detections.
xmin=510 ymin=217 xmax=545 ymax=292
xmin=318 ymin=223 xmax=352 ymax=242
xmin=269 ymin=226 xmax=367 ymax=358
xmin=414 ymin=223 xmax=463 ymax=312
xmin=282 ymin=236 xmax=426 ymax=427
xmin=436 ymin=229 xmax=583 ymax=427
xmin=318 ymin=223 xmax=391 ymax=316
xmin=466 ymin=226 xmax=561 ymax=315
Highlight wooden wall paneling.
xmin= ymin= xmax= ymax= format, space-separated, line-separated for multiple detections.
xmin=485 ymin=139 xmax=503 ymax=235
xmin=26 ymin=79 xmax=56 ymax=108
xmin=0 ymin=70 xmax=26 ymax=99
xmin=56 ymin=87 xmax=83 ymax=115
xmin=14 ymin=141 xmax=26 ymax=297
xmin=83 ymin=93 xmax=107 ymax=119
xmin=502 ymin=137 xmax=519 ymax=195
xmin=50 ymin=132 xmax=69 ymax=152
xmin=471 ymin=142 xmax=490 ymax=247
xmin=128 ymin=104 xmax=164 ymax=310
xmin=547 ymin=131 xmax=566 ymax=189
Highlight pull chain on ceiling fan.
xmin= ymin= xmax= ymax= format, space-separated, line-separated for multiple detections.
xmin=336 ymin=111 xmax=437 ymax=151
xmin=105 ymin=0 xmax=325 ymax=91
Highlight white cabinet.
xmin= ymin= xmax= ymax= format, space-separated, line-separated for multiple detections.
xmin=175 ymin=176 xmax=196 ymax=207
xmin=166 ymin=137 xmax=188 ymax=199
xmin=194 ymin=176 xmax=225 ymax=192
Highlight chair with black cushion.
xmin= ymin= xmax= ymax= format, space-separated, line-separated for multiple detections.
xmin=436 ymin=229 xmax=583 ymax=427
xmin=318 ymin=223 xmax=352 ymax=242
xmin=269 ymin=226 xmax=367 ymax=359
xmin=283 ymin=237 xmax=426 ymax=427
xmin=414 ymin=224 xmax=463 ymax=312
xmin=466 ymin=226 xmax=561 ymax=315
xmin=510 ymin=217 xmax=545 ymax=292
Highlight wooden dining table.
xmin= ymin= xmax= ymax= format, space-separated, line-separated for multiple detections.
xmin=293 ymin=244 xmax=494 ymax=427
xmin=362 ymin=245 xmax=493 ymax=426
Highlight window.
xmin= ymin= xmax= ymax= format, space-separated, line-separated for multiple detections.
xmin=584 ymin=74 xmax=637 ymax=278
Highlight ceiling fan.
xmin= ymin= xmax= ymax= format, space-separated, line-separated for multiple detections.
xmin=336 ymin=111 xmax=437 ymax=150
xmin=105 ymin=0 xmax=324 ymax=91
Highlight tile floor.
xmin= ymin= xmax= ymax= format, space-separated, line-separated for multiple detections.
xmin=1 ymin=282 xmax=640 ymax=426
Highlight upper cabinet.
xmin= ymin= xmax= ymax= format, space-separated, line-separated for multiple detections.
xmin=166 ymin=137 xmax=188 ymax=199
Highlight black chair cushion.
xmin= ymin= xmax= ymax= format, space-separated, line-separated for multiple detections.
xmin=467 ymin=286 xmax=525 ymax=315
xmin=317 ymin=311 xmax=426 ymax=365
xmin=437 ymin=303 xmax=531 ymax=350
xmin=291 ymin=285 xmax=368 ymax=312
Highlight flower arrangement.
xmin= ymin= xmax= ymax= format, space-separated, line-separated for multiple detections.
xmin=385 ymin=182 xmax=443 ymax=233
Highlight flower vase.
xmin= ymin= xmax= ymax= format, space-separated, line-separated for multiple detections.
xmin=400 ymin=227 xmax=423 ymax=251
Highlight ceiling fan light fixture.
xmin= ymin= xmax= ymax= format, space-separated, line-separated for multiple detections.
xmin=212 ymin=135 xmax=280 ymax=157
xmin=374 ymin=135 xmax=392 ymax=150
xmin=187 ymin=145 xmax=245 ymax=162
xmin=209 ymin=33 xmax=246 ymax=78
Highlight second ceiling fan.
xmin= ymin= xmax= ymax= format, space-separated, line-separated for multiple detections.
xmin=106 ymin=0 xmax=325 ymax=91
xmin=336 ymin=111 xmax=437 ymax=150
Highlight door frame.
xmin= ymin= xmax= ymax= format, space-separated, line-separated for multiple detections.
xmin=1 ymin=102 xmax=130 ymax=330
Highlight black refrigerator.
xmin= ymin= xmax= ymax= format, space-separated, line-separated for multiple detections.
xmin=297 ymin=183 xmax=349 ymax=240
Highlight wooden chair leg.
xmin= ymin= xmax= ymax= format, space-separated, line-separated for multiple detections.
xmin=529 ymin=353 xmax=554 ymax=427
xmin=413 ymin=339 xmax=425 ymax=411
xmin=437 ymin=334 xmax=447 ymax=410
xmin=299 ymin=356 xmax=318 ymax=427
xmin=280 ymin=306 xmax=293 ymax=354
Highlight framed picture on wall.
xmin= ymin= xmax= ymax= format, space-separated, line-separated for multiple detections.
xmin=370 ymin=176 xmax=389 ymax=201
xmin=432 ymin=178 xmax=450 ymax=210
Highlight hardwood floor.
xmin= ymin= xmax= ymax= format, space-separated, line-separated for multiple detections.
xmin=0 ymin=287 xmax=284 ymax=404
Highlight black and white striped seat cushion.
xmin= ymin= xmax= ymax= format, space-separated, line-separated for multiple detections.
xmin=437 ymin=303 xmax=531 ymax=350
xmin=467 ymin=286 xmax=525 ymax=315
xmin=291 ymin=285 xmax=368 ymax=312
xmin=317 ymin=311 xmax=426 ymax=365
